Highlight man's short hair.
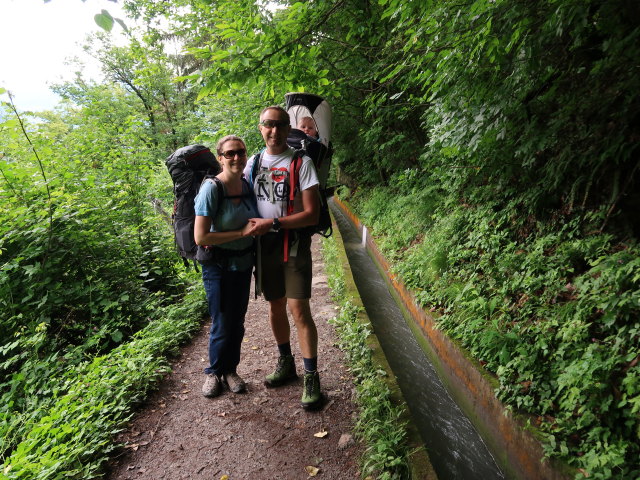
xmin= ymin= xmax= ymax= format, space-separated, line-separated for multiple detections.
xmin=260 ymin=105 xmax=290 ymax=123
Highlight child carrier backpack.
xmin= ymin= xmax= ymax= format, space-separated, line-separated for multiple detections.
xmin=285 ymin=92 xmax=334 ymax=237
xmin=165 ymin=144 xmax=221 ymax=267
xmin=286 ymin=131 xmax=333 ymax=238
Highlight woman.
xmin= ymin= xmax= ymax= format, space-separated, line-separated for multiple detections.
xmin=194 ymin=135 xmax=259 ymax=398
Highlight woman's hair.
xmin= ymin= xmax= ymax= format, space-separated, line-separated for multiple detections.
xmin=215 ymin=135 xmax=246 ymax=156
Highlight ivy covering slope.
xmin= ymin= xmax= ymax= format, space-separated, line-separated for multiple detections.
xmin=338 ymin=1 xmax=640 ymax=477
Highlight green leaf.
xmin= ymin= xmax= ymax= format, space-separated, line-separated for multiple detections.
xmin=94 ymin=11 xmax=114 ymax=32
xmin=115 ymin=18 xmax=129 ymax=33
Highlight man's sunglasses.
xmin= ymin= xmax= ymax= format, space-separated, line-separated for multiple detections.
xmin=259 ymin=120 xmax=289 ymax=128
xmin=221 ymin=149 xmax=247 ymax=159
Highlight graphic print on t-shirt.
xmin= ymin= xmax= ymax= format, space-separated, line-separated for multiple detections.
xmin=255 ymin=167 xmax=292 ymax=204
xmin=244 ymin=148 xmax=319 ymax=221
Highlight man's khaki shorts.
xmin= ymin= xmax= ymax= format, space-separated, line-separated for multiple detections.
xmin=259 ymin=232 xmax=312 ymax=301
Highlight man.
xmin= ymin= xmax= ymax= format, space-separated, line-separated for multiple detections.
xmin=245 ymin=105 xmax=322 ymax=409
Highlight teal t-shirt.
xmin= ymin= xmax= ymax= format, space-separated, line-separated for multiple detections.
xmin=194 ymin=178 xmax=259 ymax=271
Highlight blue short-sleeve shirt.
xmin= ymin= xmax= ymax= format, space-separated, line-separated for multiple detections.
xmin=194 ymin=178 xmax=259 ymax=271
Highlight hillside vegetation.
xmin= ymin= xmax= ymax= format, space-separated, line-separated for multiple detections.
xmin=1 ymin=0 xmax=638 ymax=478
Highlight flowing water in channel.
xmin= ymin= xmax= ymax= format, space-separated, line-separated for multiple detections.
xmin=331 ymin=201 xmax=505 ymax=480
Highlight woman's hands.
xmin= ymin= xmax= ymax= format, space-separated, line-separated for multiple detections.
xmin=195 ymin=217 xmax=262 ymax=245
xmin=241 ymin=219 xmax=261 ymax=237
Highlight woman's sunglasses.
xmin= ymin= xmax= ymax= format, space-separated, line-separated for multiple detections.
xmin=221 ymin=149 xmax=247 ymax=159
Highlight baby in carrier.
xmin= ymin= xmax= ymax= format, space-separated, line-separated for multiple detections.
xmin=296 ymin=116 xmax=320 ymax=140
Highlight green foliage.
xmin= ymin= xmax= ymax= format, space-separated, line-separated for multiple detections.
xmin=123 ymin=0 xmax=638 ymax=473
xmin=65 ymin=0 xmax=640 ymax=233
xmin=1 ymin=287 xmax=205 ymax=479
xmin=322 ymin=237 xmax=411 ymax=479
xmin=94 ymin=10 xmax=115 ymax=32
xmin=350 ymin=169 xmax=441 ymax=256
xmin=55 ymin=29 xmax=205 ymax=155
xmin=347 ymin=183 xmax=640 ymax=477
xmin=3 ymin=0 xmax=639 ymax=476
xmin=0 ymin=78 xmax=200 ymax=476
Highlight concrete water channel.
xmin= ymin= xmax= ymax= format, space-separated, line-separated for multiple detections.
xmin=330 ymin=199 xmax=506 ymax=480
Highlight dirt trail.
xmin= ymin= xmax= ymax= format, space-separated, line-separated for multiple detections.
xmin=105 ymin=238 xmax=363 ymax=480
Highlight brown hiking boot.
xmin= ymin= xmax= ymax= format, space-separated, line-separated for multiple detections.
xmin=223 ymin=372 xmax=247 ymax=393
xmin=202 ymin=373 xmax=222 ymax=397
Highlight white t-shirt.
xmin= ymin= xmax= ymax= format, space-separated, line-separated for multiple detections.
xmin=244 ymin=147 xmax=319 ymax=221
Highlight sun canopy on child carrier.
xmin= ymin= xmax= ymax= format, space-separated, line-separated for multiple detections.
xmin=285 ymin=92 xmax=332 ymax=147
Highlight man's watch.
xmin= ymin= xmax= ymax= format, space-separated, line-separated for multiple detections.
xmin=272 ymin=217 xmax=282 ymax=232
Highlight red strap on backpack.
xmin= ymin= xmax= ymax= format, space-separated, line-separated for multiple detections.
xmin=283 ymin=155 xmax=302 ymax=262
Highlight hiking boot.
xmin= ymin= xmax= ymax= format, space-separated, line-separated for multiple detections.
xmin=202 ymin=373 xmax=222 ymax=397
xmin=301 ymin=371 xmax=322 ymax=410
xmin=223 ymin=372 xmax=246 ymax=393
xmin=264 ymin=355 xmax=297 ymax=387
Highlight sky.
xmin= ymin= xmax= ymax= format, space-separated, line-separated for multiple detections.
xmin=0 ymin=0 xmax=128 ymax=112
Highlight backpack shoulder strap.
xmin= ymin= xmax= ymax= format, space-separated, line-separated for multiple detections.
xmin=289 ymin=151 xmax=304 ymax=193
xmin=249 ymin=149 xmax=265 ymax=185
xmin=288 ymin=153 xmax=304 ymax=216
xmin=211 ymin=176 xmax=224 ymax=217
xmin=280 ymin=153 xmax=304 ymax=264
xmin=213 ymin=176 xmax=255 ymax=212
xmin=241 ymin=176 xmax=253 ymax=193
xmin=241 ymin=177 xmax=258 ymax=211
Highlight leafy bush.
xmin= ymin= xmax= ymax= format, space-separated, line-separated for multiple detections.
xmin=1 ymin=287 xmax=205 ymax=479
xmin=0 ymin=100 xmax=193 ymax=469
